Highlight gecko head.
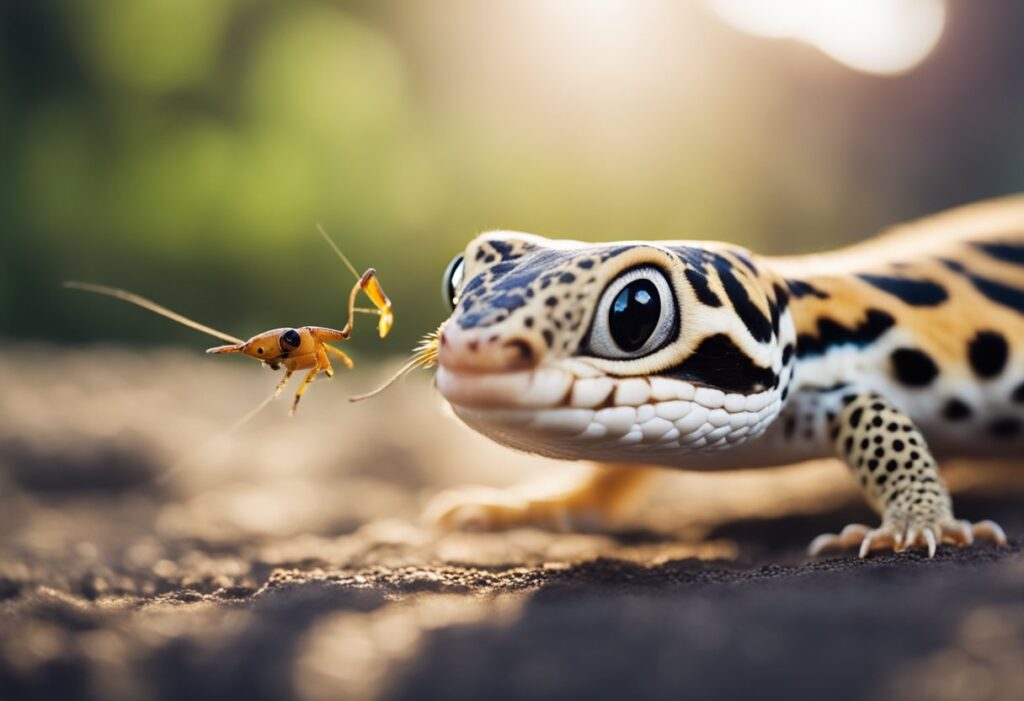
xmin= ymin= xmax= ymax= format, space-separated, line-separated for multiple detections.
xmin=434 ymin=231 xmax=796 ymax=465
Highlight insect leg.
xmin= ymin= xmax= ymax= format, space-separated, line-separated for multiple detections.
xmin=317 ymin=345 xmax=335 ymax=378
xmin=290 ymin=368 xmax=320 ymax=416
xmin=339 ymin=269 xmax=393 ymax=339
xmin=273 ymin=368 xmax=294 ymax=398
xmin=323 ymin=343 xmax=354 ymax=370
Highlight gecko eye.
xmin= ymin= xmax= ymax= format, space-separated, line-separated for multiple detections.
xmin=442 ymin=254 xmax=465 ymax=311
xmin=584 ymin=266 xmax=677 ymax=360
xmin=280 ymin=329 xmax=301 ymax=351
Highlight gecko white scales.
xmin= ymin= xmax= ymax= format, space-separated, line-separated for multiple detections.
xmin=426 ymin=197 xmax=1024 ymax=556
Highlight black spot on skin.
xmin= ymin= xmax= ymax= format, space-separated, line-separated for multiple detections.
xmin=786 ymin=279 xmax=829 ymax=299
xmin=870 ymin=402 xmax=885 ymax=411
xmin=886 ymin=460 xmax=899 ymax=473
xmin=872 ymin=416 xmax=883 ymax=428
xmin=973 ymin=241 xmax=1024 ymax=266
xmin=685 ymin=268 xmax=723 ymax=307
xmin=734 ymin=252 xmax=759 ymax=275
xmin=488 ymin=240 xmax=521 ymax=261
xmin=849 ymin=407 xmax=864 ymax=428
xmin=768 ymin=300 xmax=780 ymax=338
xmin=484 ymin=254 xmax=496 ymax=264
xmin=858 ymin=274 xmax=948 ymax=306
xmin=910 ymin=451 xmax=920 ymax=460
xmin=830 ymin=426 xmax=840 ymax=441
xmin=558 ymin=272 xmax=576 ymax=284
xmin=542 ymin=330 xmax=554 ymax=348
xmin=876 ymin=474 xmax=888 ymax=486
xmin=577 ymin=259 xmax=594 ymax=270
xmin=868 ymin=459 xmax=879 ymax=471
xmin=711 ymin=257 xmax=772 ymax=343
xmin=781 ymin=344 xmax=794 ymax=366
xmin=860 ymin=438 xmax=869 ymax=450
xmin=990 ymin=417 xmax=1021 ymax=438
xmin=664 ymin=334 xmax=778 ymax=393
xmin=781 ymin=386 xmax=789 ymax=401
xmin=1014 ymin=382 xmax=1024 ymax=403
xmin=887 ymin=423 xmax=898 ymax=432
xmin=874 ymin=447 xmax=885 ymax=458
xmin=524 ymin=317 xmax=534 ymax=328
xmin=844 ymin=436 xmax=854 ymax=454
xmin=772 ymin=283 xmax=790 ymax=316
xmin=873 ymin=435 xmax=883 ymax=445
xmin=942 ymin=259 xmax=1024 ymax=316
xmin=968 ymin=331 xmax=1009 ymax=378
xmin=796 ymin=309 xmax=896 ymax=359
xmin=544 ymin=296 xmax=558 ymax=307
xmin=892 ymin=439 xmax=905 ymax=452
xmin=943 ymin=398 xmax=972 ymax=421
xmin=890 ymin=348 xmax=939 ymax=387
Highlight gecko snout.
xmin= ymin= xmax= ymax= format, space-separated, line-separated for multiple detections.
xmin=439 ymin=325 xmax=544 ymax=373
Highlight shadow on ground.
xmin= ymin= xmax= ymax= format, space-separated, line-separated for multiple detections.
xmin=1 ymin=349 xmax=1022 ymax=701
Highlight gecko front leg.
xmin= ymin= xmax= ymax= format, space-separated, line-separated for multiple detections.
xmin=426 ymin=464 xmax=658 ymax=532
xmin=809 ymin=392 xmax=1007 ymax=558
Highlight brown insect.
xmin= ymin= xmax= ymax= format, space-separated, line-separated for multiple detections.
xmin=65 ymin=227 xmax=393 ymax=415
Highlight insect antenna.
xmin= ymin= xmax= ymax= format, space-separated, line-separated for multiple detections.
xmin=316 ymin=223 xmax=361 ymax=280
xmin=349 ymin=328 xmax=439 ymax=402
xmin=64 ymin=281 xmax=243 ymax=344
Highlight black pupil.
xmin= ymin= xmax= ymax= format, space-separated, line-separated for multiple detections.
xmin=609 ymin=279 xmax=660 ymax=352
xmin=282 ymin=330 xmax=300 ymax=348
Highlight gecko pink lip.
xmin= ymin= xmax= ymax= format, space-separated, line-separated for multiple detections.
xmin=435 ymin=365 xmax=577 ymax=410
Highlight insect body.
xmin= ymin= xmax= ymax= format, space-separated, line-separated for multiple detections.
xmin=66 ymin=230 xmax=392 ymax=415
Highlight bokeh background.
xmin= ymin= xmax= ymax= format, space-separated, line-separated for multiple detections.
xmin=4 ymin=0 xmax=1024 ymax=352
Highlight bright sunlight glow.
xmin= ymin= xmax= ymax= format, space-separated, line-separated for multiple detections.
xmin=707 ymin=0 xmax=947 ymax=75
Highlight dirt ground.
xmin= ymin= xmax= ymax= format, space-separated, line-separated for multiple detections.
xmin=2 ymin=347 xmax=1023 ymax=701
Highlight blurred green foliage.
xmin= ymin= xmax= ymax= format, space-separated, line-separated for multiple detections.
xmin=2 ymin=0 xmax=1023 ymax=353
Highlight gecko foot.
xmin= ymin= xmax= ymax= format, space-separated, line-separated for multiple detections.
xmin=424 ymin=486 xmax=607 ymax=532
xmin=808 ymin=518 xmax=1007 ymax=559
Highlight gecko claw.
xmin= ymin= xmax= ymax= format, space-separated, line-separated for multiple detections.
xmin=810 ymin=517 xmax=1008 ymax=559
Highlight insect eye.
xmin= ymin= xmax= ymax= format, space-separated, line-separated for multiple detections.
xmin=442 ymin=253 xmax=465 ymax=311
xmin=584 ymin=266 xmax=677 ymax=360
xmin=280 ymin=329 xmax=301 ymax=351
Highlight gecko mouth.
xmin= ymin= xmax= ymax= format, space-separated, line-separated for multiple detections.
xmin=435 ymin=363 xmax=782 ymax=461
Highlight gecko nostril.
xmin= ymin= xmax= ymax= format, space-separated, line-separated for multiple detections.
xmin=468 ymin=340 xmax=479 ymax=352
xmin=440 ymin=331 xmax=449 ymax=347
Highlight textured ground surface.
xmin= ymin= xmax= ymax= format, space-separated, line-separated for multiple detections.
xmin=2 ymin=347 xmax=1023 ymax=701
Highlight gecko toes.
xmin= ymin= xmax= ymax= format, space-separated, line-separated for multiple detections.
xmin=808 ymin=518 xmax=1008 ymax=559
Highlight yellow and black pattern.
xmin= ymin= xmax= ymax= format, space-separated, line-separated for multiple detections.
xmin=429 ymin=196 xmax=1024 ymax=556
